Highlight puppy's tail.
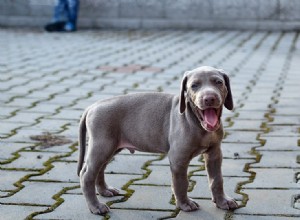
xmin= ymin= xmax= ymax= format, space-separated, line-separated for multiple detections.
xmin=77 ymin=109 xmax=88 ymax=176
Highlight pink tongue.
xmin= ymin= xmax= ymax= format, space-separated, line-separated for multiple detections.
xmin=203 ymin=109 xmax=218 ymax=127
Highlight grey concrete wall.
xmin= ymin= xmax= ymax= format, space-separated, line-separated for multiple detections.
xmin=1 ymin=0 xmax=300 ymax=30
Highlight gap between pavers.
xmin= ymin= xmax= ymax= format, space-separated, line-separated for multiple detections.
xmin=0 ymin=142 xmax=30 ymax=161
xmin=111 ymin=185 xmax=175 ymax=211
xmin=0 ymin=181 xmax=77 ymax=206
xmin=1 ymin=151 xmax=66 ymax=170
xmin=0 ymin=169 xmax=33 ymax=192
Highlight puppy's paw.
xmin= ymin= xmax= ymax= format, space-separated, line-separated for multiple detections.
xmin=89 ymin=203 xmax=110 ymax=215
xmin=99 ymin=186 xmax=119 ymax=197
xmin=177 ymin=198 xmax=200 ymax=212
xmin=214 ymin=196 xmax=238 ymax=210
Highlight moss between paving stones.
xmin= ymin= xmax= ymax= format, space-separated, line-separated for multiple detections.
xmin=103 ymin=154 xmax=184 ymax=219
xmin=224 ymin=211 xmax=234 ymax=220
xmin=106 ymin=154 xmax=165 ymax=205
xmin=0 ymin=142 xmax=77 ymax=201
xmin=22 ymin=144 xmax=78 ymax=219
xmin=0 ymin=148 xmax=22 ymax=165
xmin=25 ymin=185 xmax=80 ymax=220
xmin=234 ymin=131 xmax=265 ymax=208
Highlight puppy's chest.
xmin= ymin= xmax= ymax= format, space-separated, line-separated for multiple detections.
xmin=191 ymin=145 xmax=210 ymax=158
xmin=191 ymin=133 xmax=219 ymax=156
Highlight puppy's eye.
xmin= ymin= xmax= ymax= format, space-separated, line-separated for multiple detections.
xmin=191 ymin=84 xmax=198 ymax=89
xmin=216 ymin=80 xmax=223 ymax=85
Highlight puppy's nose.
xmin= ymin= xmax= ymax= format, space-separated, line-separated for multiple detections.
xmin=204 ymin=95 xmax=216 ymax=106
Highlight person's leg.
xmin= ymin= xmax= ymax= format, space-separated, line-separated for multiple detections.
xmin=53 ymin=0 xmax=67 ymax=22
xmin=45 ymin=0 xmax=67 ymax=32
xmin=64 ymin=0 xmax=79 ymax=31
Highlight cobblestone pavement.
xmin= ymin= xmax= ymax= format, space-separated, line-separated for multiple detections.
xmin=0 ymin=28 xmax=300 ymax=220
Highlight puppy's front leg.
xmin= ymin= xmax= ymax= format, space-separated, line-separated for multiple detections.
xmin=203 ymin=145 xmax=238 ymax=210
xmin=169 ymin=156 xmax=199 ymax=212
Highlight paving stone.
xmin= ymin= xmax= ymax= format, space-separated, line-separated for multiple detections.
xmin=0 ymin=204 xmax=46 ymax=220
xmin=34 ymin=143 xmax=72 ymax=153
xmin=107 ymin=209 xmax=173 ymax=220
xmin=0 ymin=142 xmax=29 ymax=161
xmin=251 ymin=151 xmax=300 ymax=168
xmin=111 ymin=185 xmax=175 ymax=210
xmin=2 ymin=151 xmax=65 ymax=170
xmin=4 ymin=112 xmax=47 ymax=124
xmin=174 ymin=199 xmax=226 ymax=220
xmin=30 ymin=161 xmax=79 ymax=182
xmin=268 ymin=115 xmax=300 ymax=126
xmin=0 ymin=170 xmax=32 ymax=191
xmin=106 ymin=154 xmax=161 ymax=175
xmin=31 ymin=161 xmax=134 ymax=194
xmin=33 ymin=118 xmax=74 ymax=133
xmin=233 ymin=215 xmax=300 ymax=220
xmin=235 ymin=189 xmax=300 ymax=216
xmin=235 ymin=110 xmax=267 ymax=120
xmin=260 ymin=125 xmax=299 ymax=137
xmin=244 ymin=168 xmax=299 ymax=189
xmin=23 ymin=103 xmax=59 ymax=114
xmin=189 ymin=176 xmax=245 ymax=201
xmin=258 ymin=136 xmax=299 ymax=151
xmin=225 ymin=131 xmax=260 ymax=144
xmin=275 ymin=98 xmax=300 ymax=107
xmin=134 ymin=165 xmax=172 ymax=185
xmin=0 ymin=106 xmax=18 ymax=119
xmin=229 ymin=119 xmax=264 ymax=131
xmin=1 ymin=181 xmax=77 ymax=206
xmin=221 ymin=143 xmax=258 ymax=159
xmin=48 ymin=109 xmax=82 ymax=121
xmin=272 ymin=107 xmax=300 ymax=116
xmin=238 ymin=102 xmax=272 ymax=112
xmin=34 ymin=194 xmax=122 ymax=220
xmin=6 ymin=97 xmax=40 ymax=108
xmin=151 ymin=155 xmax=202 ymax=166
xmin=194 ymin=159 xmax=254 ymax=177
xmin=46 ymin=95 xmax=80 ymax=106
xmin=0 ymin=122 xmax=24 ymax=136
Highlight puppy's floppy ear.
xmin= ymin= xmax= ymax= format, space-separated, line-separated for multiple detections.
xmin=219 ymin=69 xmax=234 ymax=110
xmin=179 ymin=72 xmax=189 ymax=114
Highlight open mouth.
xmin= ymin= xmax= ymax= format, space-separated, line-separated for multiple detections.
xmin=196 ymin=107 xmax=221 ymax=132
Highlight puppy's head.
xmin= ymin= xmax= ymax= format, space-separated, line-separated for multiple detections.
xmin=179 ymin=66 xmax=233 ymax=132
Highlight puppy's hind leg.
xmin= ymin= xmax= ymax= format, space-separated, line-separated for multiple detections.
xmin=96 ymin=161 xmax=120 ymax=197
xmin=80 ymin=139 xmax=117 ymax=215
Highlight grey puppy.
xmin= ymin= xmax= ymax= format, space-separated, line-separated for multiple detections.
xmin=77 ymin=66 xmax=238 ymax=215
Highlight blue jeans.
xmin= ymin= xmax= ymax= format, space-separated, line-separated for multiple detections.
xmin=53 ymin=0 xmax=79 ymax=30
